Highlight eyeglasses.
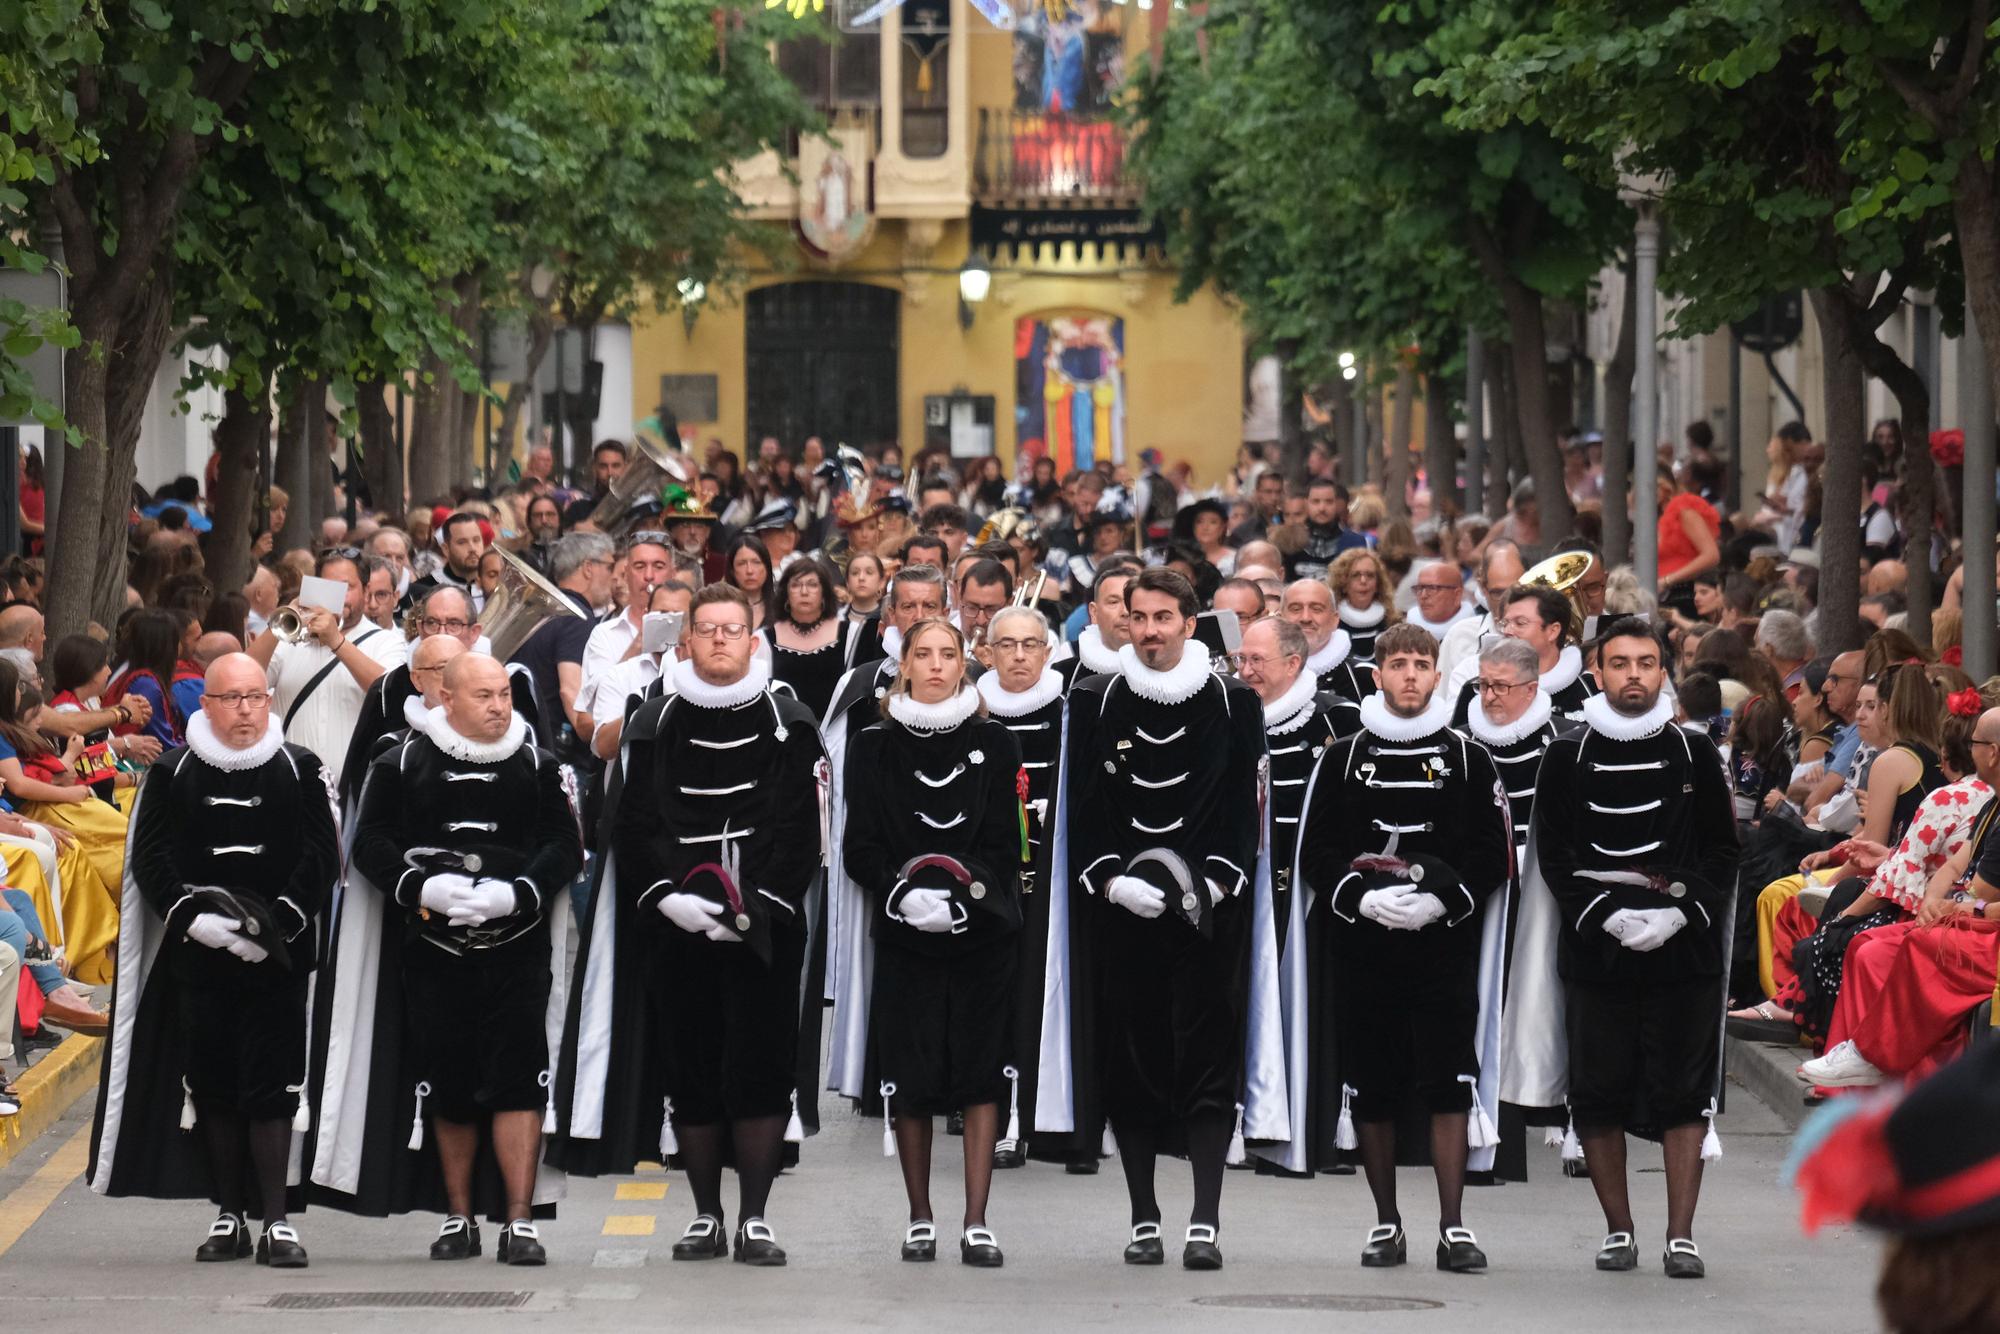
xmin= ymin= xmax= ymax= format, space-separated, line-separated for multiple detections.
xmin=410 ymin=664 xmax=444 ymax=677
xmin=1415 ymin=583 xmax=1460 ymax=594
xmin=690 ymin=622 xmax=751 ymax=640
xmin=1233 ymin=653 xmax=1292 ymax=672
xmin=1475 ymin=678 xmax=1534 ymax=696
xmin=1973 ymin=738 xmax=2000 ymax=751
xmin=207 ymin=690 xmax=273 ymax=710
xmin=626 ymin=530 xmax=672 ymax=548
xmin=419 ymin=618 xmax=473 ymax=634
xmin=987 ymin=637 xmax=1047 ymax=656
xmin=321 ymin=545 xmax=363 ymax=561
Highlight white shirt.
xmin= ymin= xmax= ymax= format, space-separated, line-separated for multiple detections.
xmin=266 ymin=623 xmax=408 ymax=785
xmin=577 ymin=612 xmax=642 ymax=718
xmin=588 ymin=654 xmax=667 ymax=732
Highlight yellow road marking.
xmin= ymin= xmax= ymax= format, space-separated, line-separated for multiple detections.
xmin=602 ymin=1214 xmax=657 ymax=1236
xmin=614 ymin=1182 xmax=668 ymax=1201
xmin=633 ymin=1160 xmax=664 ymax=1174
xmin=0 ymin=1123 xmax=91 ymax=1258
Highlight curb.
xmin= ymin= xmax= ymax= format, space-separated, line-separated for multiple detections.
xmin=0 ymin=1034 xmax=102 ymax=1171
xmin=1727 ymin=1033 xmax=1811 ymax=1131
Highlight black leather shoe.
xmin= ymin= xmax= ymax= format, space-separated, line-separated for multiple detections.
xmin=497 ymin=1220 xmax=545 ymax=1266
xmin=195 ymin=1213 xmax=250 ymax=1262
xmin=1663 ymin=1238 xmax=1705 ymax=1279
xmin=1436 ymin=1226 xmax=1486 ymax=1273
xmin=959 ymin=1226 xmax=1003 ymax=1268
xmin=1326 ymin=1161 xmax=1358 ymax=1176
xmin=946 ymin=1110 xmax=965 ymax=1136
xmin=429 ymin=1215 xmax=481 ymax=1260
xmin=1065 ymin=1157 xmax=1099 ymax=1176
xmin=1123 ymin=1222 xmax=1164 ymax=1265
xmin=1360 ymin=1223 xmax=1407 ymax=1267
xmin=1596 ymin=1231 xmax=1639 ymax=1271
xmin=1181 ymin=1224 xmax=1223 ymax=1271
xmin=733 ymin=1219 xmax=787 ymax=1267
xmin=992 ymin=1138 xmax=1026 ymax=1169
xmin=901 ymin=1220 xmax=937 ymax=1262
xmin=257 ymin=1222 xmax=308 ymax=1269
xmin=672 ymin=1215 xmax=728 ymax=1261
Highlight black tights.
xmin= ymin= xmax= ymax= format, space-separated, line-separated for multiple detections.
xmin=676 ymin=1114 xmax=788 ymax=1227
xmin=1356 ymin=1112 xmax=1469 ymax=1231
xmin=199 ymin=1109 xmax=291 ymax=1224
xmin=1115 ymin=1110 xmax=1232 ymax=1230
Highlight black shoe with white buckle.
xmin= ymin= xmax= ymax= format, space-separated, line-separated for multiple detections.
xmin=429 ymin=1215 xmax=481 ymax=1260
xmin=1663 ymin=1238 xmax=1705 ymax=1279
xmin=673 ymin=1215 xmax=728 ymax=1261
xmin=195 ymin=1212 xmax=250 ymax=1263
xmin=257 ymin=1222 xmax=308 ymax=1269
xmin=901 ymin=1220 xmax=937 ymax=1262
xmin=1123 ymin=1222 xmax=1164 ymax=1265
xmin=734 ymin=1219 xmax=786 ymax=1267
xmin=1360 ymin=1223 xmax=1407 ymax=1267
xmin=1182 ymin=1224 xmax=1223 ymax=1270
xmin=992 ymin=1137 xmax=1026 ymax=1170
xmin=960 ymin=1226 xmax=1003 ymax=1268
xmin=1435 ymin=1226 xmax=1486 ymax=1273
xmin=497 ymin=1219 xmax=545 ymax=1266
xmin=1596 ymin=1231 xmax=1639 ymax=1271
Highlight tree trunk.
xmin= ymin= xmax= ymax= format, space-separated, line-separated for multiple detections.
xmin=1423 ymin=370 xmax=1458 ymax=517
xmin=356 ymin=377 xmax=401 ymax=516
xmin=1953 ymin=156 xmax=2000 ymax=415
xmin=274 ymin=375 xmax=315 ymax=554
xmin=1810 ymin=287 xmax=1867 ymax=655
xmin=1488 ymin=341 xmax=1520 ymax=518
xmin=307 ymin=377 xmax=336 ymax=524
xmin=206 ymin=378 xmax=269 ymax=598
xmin=1274 ymin=338 xmax=1307 ymax=486
xmin=407 ymin=352 xmax=454 ymax=507
xmin=1364 ymin=379 xmax=1385 ymax=491
xmin=492 ymin=309 xmax=555 ymax=482
xmin=1469 ymin=213 xmax=1576 ymax=543
xmin=1384 ymin=360 xmax=1415 ymax=519
xmin=1857 ymin=333 xmax=1935 ymax=648
xmin=43 ymin=319 xmax=114 ymax=645
xmin=1602 ymin=267 xmax=1638 ymax=566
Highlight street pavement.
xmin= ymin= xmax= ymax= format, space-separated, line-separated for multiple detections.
xmin=0 ymin=1073 xmax=1876 ymax=1332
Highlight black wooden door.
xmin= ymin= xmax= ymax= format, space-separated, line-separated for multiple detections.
xmin=745 ymin=281 xmax=901 ymax=451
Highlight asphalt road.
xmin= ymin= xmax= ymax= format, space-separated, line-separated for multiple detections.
xmin=0 ymin=1073 xmax=1878 ymax=1332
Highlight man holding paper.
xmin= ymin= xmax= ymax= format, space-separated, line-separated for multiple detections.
xmin=248 ymin=550 xmax=408 ymax=787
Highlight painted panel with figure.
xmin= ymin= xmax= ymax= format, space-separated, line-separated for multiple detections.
xmin=1015 ymin=312 xmax=1125 ymax=473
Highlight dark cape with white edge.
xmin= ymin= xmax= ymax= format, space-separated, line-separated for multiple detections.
xmin=1305 ymin=629 xmax=1371 ymax=704
xmin=337 ymin=660 xmax=543 ymax=813
xmin=90 ymin=713 xmax=339 ymax=1207
xmin=547 ymin=655 xmax=825 ymax=1174
xmin=821 ymin=655 xmax=899 ymax=1105
xmin=308 ymin=707 xmax=580 ymax=1219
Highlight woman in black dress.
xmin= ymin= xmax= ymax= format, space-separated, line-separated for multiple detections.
xmin=843 ymin=619 xmax=1023 ymax=1268
xmin=761 ymin=557 xmax=849 ymax=718
xmin=841 ymin=552 xmax=887 ymax=671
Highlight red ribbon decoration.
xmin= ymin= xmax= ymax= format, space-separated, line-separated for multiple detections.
xmin=1948 ymin=686 xmax=1983 ymax=718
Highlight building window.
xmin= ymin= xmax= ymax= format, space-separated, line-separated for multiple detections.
xmin=777 ymin=10 xmax=882 ymax=112
xmin=899 ymin=0 xmax=950 ymax=159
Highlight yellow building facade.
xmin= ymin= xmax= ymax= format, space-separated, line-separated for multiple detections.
xmin=628 ymin=0 xmax=1246 ymax=483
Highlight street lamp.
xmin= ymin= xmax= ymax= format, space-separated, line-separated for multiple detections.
xmin=676 ymin=276 xmax=706 ymax=337
xmin=958 ymin=255 xmax=991 ymax=332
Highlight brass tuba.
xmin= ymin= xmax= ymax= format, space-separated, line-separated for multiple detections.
xmin=585 ymin=435 xmax=693 ymax=537
xmin=477 ymin=547 xmax=589 ymax=661
xmin=975 ymin=507 xmax=1037 ymax=547
xmin=1517 ymin=551 xmax=1596 ymax=643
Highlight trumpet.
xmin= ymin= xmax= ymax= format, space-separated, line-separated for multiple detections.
xmin=270 ymin=605 xmax=313 ymax=644
xmin=1013 ymin=569 xmax=1049 ymax=607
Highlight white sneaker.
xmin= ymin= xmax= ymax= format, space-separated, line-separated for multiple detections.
xmin=1799 ymin=1040 xmax=1885 ymax=1088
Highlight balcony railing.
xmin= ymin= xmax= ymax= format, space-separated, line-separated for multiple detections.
xmin=974 ymin=109 xmax=1136 ymax=203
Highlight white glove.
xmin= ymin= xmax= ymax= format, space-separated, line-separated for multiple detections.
xmin=659 ymin=892 xmax=744 ymax=940
xmin=1359 ymin=886 xmax=1418 ymax=927
xmin=1616 ymin=907 xmax=1688 ymax=952
xmin=419 ymin=872 xmax=476 ymax=915
xmin=1601 ymin=909 xmax=1638 ymax=941
xmin=1387 ymin=892 xmax=1446 ymax=930
xmin=186 ymin=912 xmax=244 ymax=951
xmin=445 ymin=877 xmax=519 ymax=928
xmin=1206 ymin=877 xmax=1227 ymax=905
xmin=896 ymin=886 xmax=956 ymax=933
xmin=224 ymin=934 xmax=269 ymax=964
xmin=1105 ymin=875 xmax=1166 ymax=919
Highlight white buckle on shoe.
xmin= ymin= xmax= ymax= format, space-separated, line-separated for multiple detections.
xmin=905 ymin=1221 xmax=937 ymax=1244
xmin=964 ymin=1227 xmax=998 ymax=1248
xmin=1666 ymin=1238 xmax=1700 ymax=1257
xmin=207 ymin=1216 xmax=241 ymax=1238
xmin=1130 ymin=1222 xmax=1161 ymax=1243
xmin=1366 ymin=1224 xmax=1401 ymax=1244
xmin=1185 ymin=1224 xmax=1217 ymax=1244
xmin=437 ymin=1215 xmax=471 ymax=1237
xmin=742 ymin=1220 xmax=777 ymax=1243
xmin=1601 ymin=1231 xmax=1635 ymax=1250
xmin=505 ymin=1221 xmax=540 ymax=1241
xmin=267 ymin=1223 xmax=300 ymax=1244
xmin=1442 ymin=1226 xmax=1478 ymax=1246
xmin=682 ymin=1216 xmax=720 ymax=1240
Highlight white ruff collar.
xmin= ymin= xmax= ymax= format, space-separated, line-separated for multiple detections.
xmin=881 ymin=624 xmax=904 ymax=660
xmin=1263 ymin=672 xmax=1322 ymax=733
xmin=1306 ymin=628 xmax=1352 ymax=675
xmin=1359 ymin=689 xmax=1453 ymax=742
xmin=1117 ymin=643 xmax=1213 ymax=705
xmin=978 ymin=665 xmax=1063 ymax=717
xmin=1541 ymin=644 xmax=1585 ymax=695
xmin=185 ymin=712 xmax=284 ymax=771
xmin=1408 ymin=603 xmax=1470 ymax=637
xmin=1582 ymin=690 xmax=1675 ymax=741
xmin=670 ymin=653 xmax=771 ymax=710
xmin=1465 ymin=688 xmax=1553 ymax=746
xmin=1077 ymin=624 xmax=1123 ymax=675
xmin=424 ymin=707 xmax=528 ymax=762
xmin=402 ymin=694 xmax=432 ymax=732
xmin=887 ymin=684 xmax=980 ymax=732
xmin=1339 ymin=601 xmax=1386 ymax=629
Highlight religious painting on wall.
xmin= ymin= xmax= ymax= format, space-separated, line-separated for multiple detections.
xmin=798 ymin=124 xmax=876 ymax=263
xmin=1015 ymin=312 xmax=1125 ymax=472
xmin=1011 ymin=0 xmax=1123 ymax=117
